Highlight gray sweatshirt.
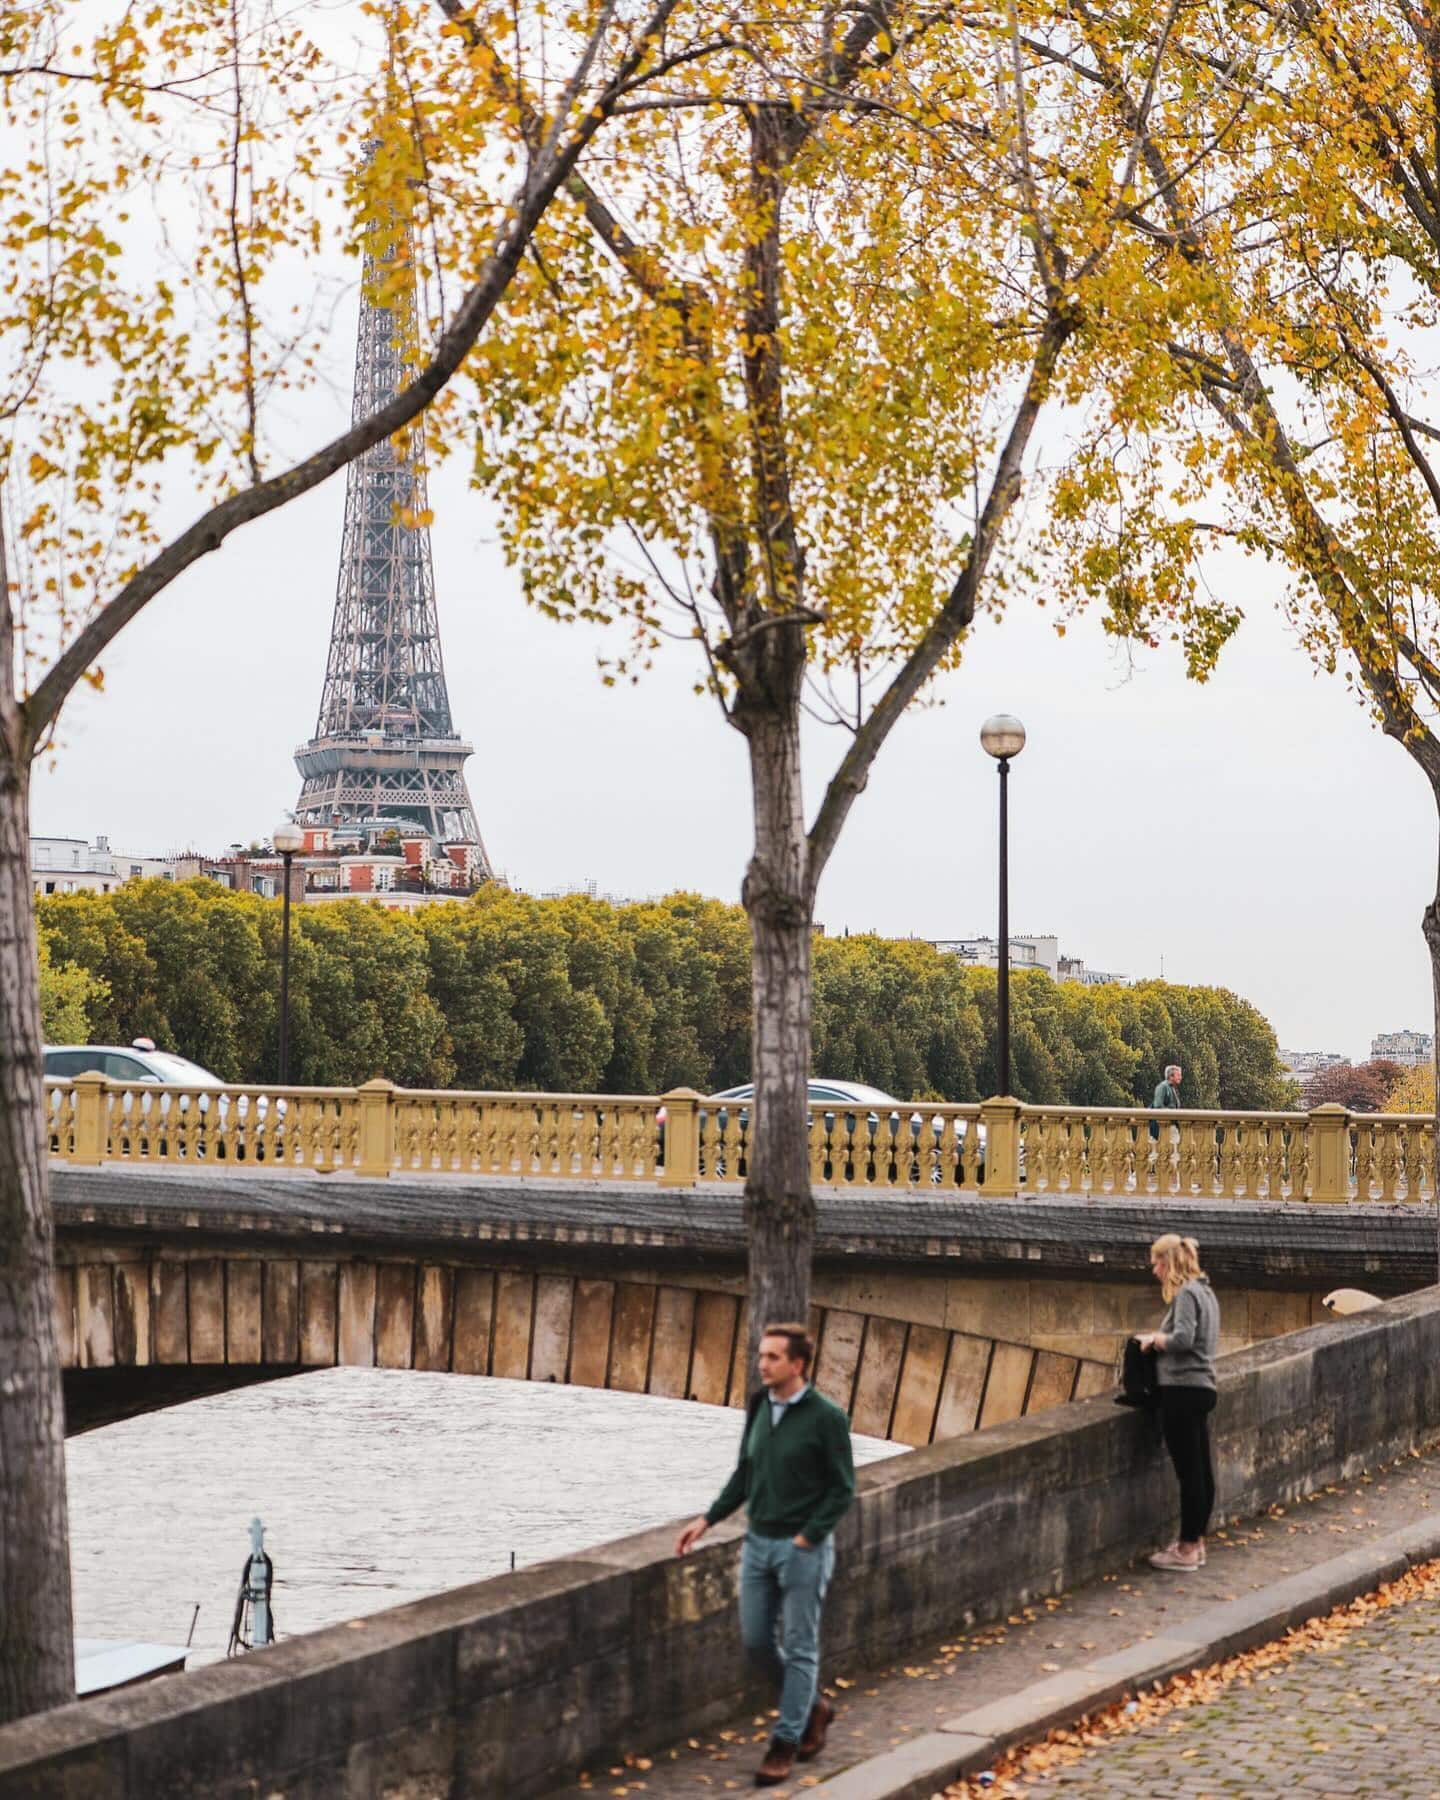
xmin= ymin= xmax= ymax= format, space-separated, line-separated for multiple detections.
xmin=1157 ymin=1278 xmax=1219 ymax=1390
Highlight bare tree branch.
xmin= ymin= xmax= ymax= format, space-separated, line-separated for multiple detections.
xmin=0 ymin=60 xmax=230 ymax=111
xmin=1115 ymin=0 xmax=1181 ymax=203
xmin=723 ymin=606 xmax=828 ymax=652
xmin=1003 ymin=4 xmax=1060 ymax=299
xmin=1167 ymin=340 xmax=1247 ymax=393
xmin=0 ymin=491 xmax=18 ymax=768
xmin=737 ymin=108 xmax=804 ymax=628
xmin=227 ymin=0 xmax=261 ymax=484
xmin=806 ymin=310 xmax=1074 ymax=890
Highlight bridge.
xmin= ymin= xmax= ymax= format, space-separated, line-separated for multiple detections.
xmin=51 ymin=1158 xmax=1437 ymax=1439
xmin=45 ymin=1072 xmax=1437 ymax=1203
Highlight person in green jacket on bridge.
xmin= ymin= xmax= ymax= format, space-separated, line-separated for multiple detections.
xmin=676 ymin=1322 xmax=856 ymax=1788
xmin=1149 ymin=1063 xmax=1183 ymax=1140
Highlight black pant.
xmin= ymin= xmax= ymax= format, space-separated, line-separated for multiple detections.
xmin=1158 ymin=1386 xmax=1216 ymax=1542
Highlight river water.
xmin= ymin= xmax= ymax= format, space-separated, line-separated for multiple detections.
xmin=66 ymin=1369 xmax=902 ymax=1666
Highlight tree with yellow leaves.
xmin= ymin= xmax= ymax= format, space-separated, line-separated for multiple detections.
xmin=0 ymin=0 xmax=752 ymax=1723
xmin=1385 ymin=1063 xmax=1435 ymax=1116
xmin=434 ymin=0 xmax=1235 ymax=1357
xmin=1015 ymin=2 xmax=1440 ymax=1220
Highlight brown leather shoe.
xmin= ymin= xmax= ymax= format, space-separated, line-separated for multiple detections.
xmin=754 ymin=1738 xmax=797 ymax=1786
xmin=797 ymin=1696 xmax=834 ymax=1762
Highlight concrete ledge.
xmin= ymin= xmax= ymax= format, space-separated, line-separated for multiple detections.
xmin=814 ymin=1513 xmax=1440 ymax=1800
xmin=50 ymin=1164 xmax=1440 ymax=1288
xmin=4 ymin=1288 xmax=1440 ymax=1796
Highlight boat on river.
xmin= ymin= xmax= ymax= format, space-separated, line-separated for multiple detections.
xmin=75 ymin=1638 xmax=187 ymax=1697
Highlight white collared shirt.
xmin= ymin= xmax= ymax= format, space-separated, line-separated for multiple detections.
xmin=769 ymin=1381 xmax=809 ymax=1428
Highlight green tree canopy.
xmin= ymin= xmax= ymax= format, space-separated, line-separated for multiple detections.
xmin=35 ymin=939 xmax=106 ymax=1046
xmin=37 ymin=881 xmax=1293 ymax=1109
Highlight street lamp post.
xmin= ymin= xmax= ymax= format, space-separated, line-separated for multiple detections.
xmin=271 ymin=822 xmax=305 ymax=1085
xmin=979 ymin=715 xmax=1026 ymax=1098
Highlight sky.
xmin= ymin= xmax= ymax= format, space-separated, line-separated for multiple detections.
xmin=29 ymin=382 xmax=1435 ymax=1066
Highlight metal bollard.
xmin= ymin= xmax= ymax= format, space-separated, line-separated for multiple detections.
xmin=228 ymin=1516 xmax=276 ymax=1655
xmin=244 ymin=1517 xmax=274 ymax=1647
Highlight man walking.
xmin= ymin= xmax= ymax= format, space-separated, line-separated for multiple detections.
xmin=1149 ymin=1063 xmax=1183 ymax=1140
xmin=676 ymin=1322 xmax=856 ymax=1787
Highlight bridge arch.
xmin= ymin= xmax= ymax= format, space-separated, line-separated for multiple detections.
xmin=54 ymin=1251 xmax=1113 ymax=1444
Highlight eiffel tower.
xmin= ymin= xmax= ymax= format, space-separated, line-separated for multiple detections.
xmin=293 ymin=193 xmax=491 ymax=875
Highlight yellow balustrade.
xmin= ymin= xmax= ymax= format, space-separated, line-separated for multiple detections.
xmin=387 ymin=1087 xmax=661 ymax=1179
xmin=42 ymin=1077 xmax=1437 ymax=1203
xmin=1020 ymin=1105 xmax=1311 ymax=1201
xmin=693 ymin=1097 xmax=987 ymax=1188
xmin=1349 ymin=1111 xmax=1434 ymax=1204
xmin=46 ymin=1076 xmax=664 ymax=1181
xmin=53 ymin=1072 xmax=353 ymax=1171
xmin=45 ymin=1080 xmax=81 ymax=1161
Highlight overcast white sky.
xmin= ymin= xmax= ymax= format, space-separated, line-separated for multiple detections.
xmin=30 ymin=360 xmax=1434 ymax=1068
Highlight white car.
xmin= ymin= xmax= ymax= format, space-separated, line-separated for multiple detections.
xmin=702 ymin=1079 xmax=986 ymax=1181
xmin=43 ymin=1043 xmax=282 ymax=1153
xmin=710 ymin=1077 xmax=906 ymax=1115
xmin=44 ymin=1043 xmax=231 ymax=1090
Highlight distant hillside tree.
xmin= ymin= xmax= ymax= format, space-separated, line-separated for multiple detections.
xmin=1305 ymin=1061 xmax=1406 ymax=1113
xmin=35 ymin=941 xmax=106 ymax=1046
xmin=1385 ymin=1065 xmax=1436 ymax=1116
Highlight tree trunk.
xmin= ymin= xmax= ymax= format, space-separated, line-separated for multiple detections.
xmin=740 ymin=704 xmax=815 ymax=1380
xmin=0 ymin=748 xmax=75 ymax=1723
xmin=1424 ymin=826 xmax=1440 ymax=1288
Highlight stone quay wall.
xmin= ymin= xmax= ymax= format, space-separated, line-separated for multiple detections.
xmin=3 ymin=1287 xmax=1439 ymax=1799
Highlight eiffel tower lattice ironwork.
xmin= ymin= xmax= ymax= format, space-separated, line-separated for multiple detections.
xmin=293 ymin=200 xmax=490 ymax=874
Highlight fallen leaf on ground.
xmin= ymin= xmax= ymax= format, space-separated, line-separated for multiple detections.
xmin=935 ymin=1549 xmax=1440 ymax=1798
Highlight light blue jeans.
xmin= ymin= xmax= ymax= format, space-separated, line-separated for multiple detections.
xmin=739 ymin=1531 xmax=836 ymax=1745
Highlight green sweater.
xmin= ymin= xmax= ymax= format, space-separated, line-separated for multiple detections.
xmin=1149 ymin=1079 xmax=1181 ymax=1138
xmin=705 ymin=1386 xmax=856 ymax=1544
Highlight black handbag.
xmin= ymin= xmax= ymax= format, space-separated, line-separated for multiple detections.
xmin=1114 ymin=1336 xmax=1160 ymax=1408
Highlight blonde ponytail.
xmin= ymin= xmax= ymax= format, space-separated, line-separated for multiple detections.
xmin=1151 ymin=1232 xmax=1205 ymax=1304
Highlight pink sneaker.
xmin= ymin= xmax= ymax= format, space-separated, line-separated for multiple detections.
xmin=1149 ymin=1544 xmax=1201 ymax=1572
xmin=1152 ymin=1539 xmax=1207 ymax=1563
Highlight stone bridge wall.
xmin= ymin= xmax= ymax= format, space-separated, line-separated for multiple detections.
xmin=5 ymin=1287 xmax=1439 ymax=1799
xmin=51 ymin=1165 xmax=1412 ymax=1437
xmin=54 ymin=1250 xmax=1114 ymax=1445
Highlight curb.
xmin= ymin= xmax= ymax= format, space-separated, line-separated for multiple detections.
xmin=814 ymin=1514 xmax=1440 ymax=1799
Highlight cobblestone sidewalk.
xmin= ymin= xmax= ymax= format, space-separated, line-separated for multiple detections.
xmin=560 ymin=1445 xmax=1440 ymax=1797
xmin=1007 ymin=1580 xmax=1440 ymax=1798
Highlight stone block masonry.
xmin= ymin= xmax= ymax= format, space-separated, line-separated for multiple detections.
xmin=55 ymin=1251 xmax=1115 ymax=1445
xmin=53 ymin=1166 xmax=1409 ymax=1439
xmin=3 ymin=1285 xmax=1440 ymax=1796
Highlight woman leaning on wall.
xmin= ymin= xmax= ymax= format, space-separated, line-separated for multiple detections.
xmin=1134 ymin=1233 xmax=1220 ymax=1572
